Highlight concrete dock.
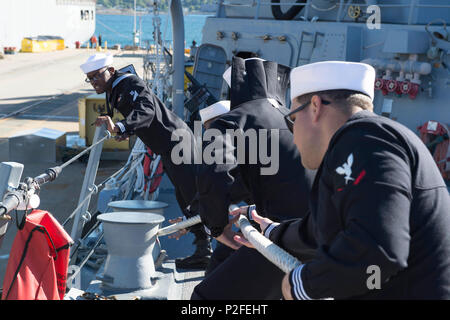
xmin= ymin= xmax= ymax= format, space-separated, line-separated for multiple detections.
xmin=0 ymin=48 xmax=145 ymax=158
xmin=0 ymin=48 xmax=204 ymax=298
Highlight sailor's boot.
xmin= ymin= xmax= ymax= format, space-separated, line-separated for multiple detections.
xmin=175 ymin=237 xmax=212 ymax=270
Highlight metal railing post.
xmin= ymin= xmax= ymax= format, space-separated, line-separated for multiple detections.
xmin=336 ymin=0 xmax=345 ymax=22
xmin=254 ymin=0 xmax=261 ymax=19
xmin=70 ymin=125 xmax=107 ymax=243
xmin=170 ymin=0 xmax=185 ymax=118
xmin=408 ymin=0 xmax=417 ymax=25
xmin=304 ymin=0 xmax=312 ymax=20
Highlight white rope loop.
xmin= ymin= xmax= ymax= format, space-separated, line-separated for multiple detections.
xmin=238 ymin=215 xmax=302 ymax=274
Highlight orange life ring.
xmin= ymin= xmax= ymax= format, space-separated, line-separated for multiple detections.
xmin=143 ymin=147 xmax=164 ymax=194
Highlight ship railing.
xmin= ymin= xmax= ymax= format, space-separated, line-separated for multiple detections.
xmin=143 ymin=39 xmax=173 ymax=54
xmin=64 ymin=126 xmax=155 ymax=264
xmin=0 ymin=126 xmax=111 ymax=239
xmin=217 ymin=0 xmax=450 ymax=24
xmin=60 ymin=125 xmax=157 ymax=287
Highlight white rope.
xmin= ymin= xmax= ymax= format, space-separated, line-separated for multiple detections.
xmin=157 ymin=214 xmax=202 ymax=236
xmin=60 ymin=132 xmax=111 ymax=169
xmin=238 ymin=215 xmax=302 ymax=274
xmin=114 ymin=138 xmax=147 ymax=195
xmin=157 ymin=204 xmax=242 ymax=236
xmin=157 ymin=213 xmax=302 ymax=274
xmin=130 ymin=138 xmax=147 ymax=194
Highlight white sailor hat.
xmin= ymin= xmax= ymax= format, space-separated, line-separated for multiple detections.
xmin=80 ymin=53 xmax=114 ymax=74
xmin=222 ymin=57 xmax=266 ymax=88
xmin=290 ymin=61 xmax=376 ymax=101
xmin=199 ymin=100 xmax=231 ymax=123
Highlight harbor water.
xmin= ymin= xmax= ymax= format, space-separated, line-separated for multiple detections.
xmin=94 ymin=13 xmax=211 ymax=49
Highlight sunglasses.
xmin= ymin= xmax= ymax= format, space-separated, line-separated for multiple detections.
xmin=85 ymin=67 xmax=108 ymax=83
xmin=284 ymin=99 xmax=331 ymax=133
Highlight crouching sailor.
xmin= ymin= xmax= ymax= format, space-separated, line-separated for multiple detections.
xmin=234 ymin=61 xmax=450 ymax=299
xmin=80 ymin=53 xmax=212 ymax=270
xmin=169 ymin=100 xmax=255 ymax=275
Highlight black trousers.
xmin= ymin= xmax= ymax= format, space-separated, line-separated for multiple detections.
xmin=191 ymin=246 xmax=284 ymax=300
xmin=205 ymin=242 xmax=235 ymax=276
xmin=161 ymin=155 xmax=208 ymax=241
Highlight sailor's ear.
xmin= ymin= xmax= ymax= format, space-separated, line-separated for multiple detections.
xmin=310 ymin=95 xmax=323 ymax=123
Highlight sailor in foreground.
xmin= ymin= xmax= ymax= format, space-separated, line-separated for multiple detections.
xmin=191 ymin=57 xmax=315 ymax=299
xmin=233 ymin=61 xmax=450 ymax=299
xmin=80 ymin=53 xmax=212 ymax=270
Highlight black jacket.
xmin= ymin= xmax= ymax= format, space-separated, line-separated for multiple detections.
xmin=107 ymin=71 xmax=198 ymax=212
xmin=196 ymin=57 xmax=315 ymax=237
xmin=270 ymin=111 xmax=450 ymax=299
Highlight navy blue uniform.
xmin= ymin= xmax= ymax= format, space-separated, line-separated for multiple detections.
xmin=195 ymin=58 xmax=315 ymax=238
xmin=107 ymin=72 xmax=202 ymax=230
xmin=269 ymin=110 xmax=450 ymax=299
xmin=192 ymin=57 xmax=315 ymax=299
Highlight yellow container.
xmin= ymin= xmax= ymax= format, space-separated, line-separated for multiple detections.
xmin=20 ymin=38 xmax=46 ymax=52
xmin=55 ymin=38 xmax=65 ymax=50
xmin=78 ymin=93 xmax=130 ymax=150
xmin=21 ymin=38 xmax=33 ymax=52
xmin=21 ymin=37 xmax=65 ymax=53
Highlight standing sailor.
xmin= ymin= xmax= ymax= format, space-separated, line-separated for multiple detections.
xmin=191 ymin=57 xmax=315 ymax=299
xmin=80 ymin=53 xmax=212 ymax=270
xmin=234 ymin=61 xmax=450 ymax=299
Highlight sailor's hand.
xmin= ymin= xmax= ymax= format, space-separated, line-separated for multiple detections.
xmin=94 ymin=116 xmax=117 ymax=134
xmin=215 ymin=215 xmax=242 ymax=250
xmin=114 ymin=132 xmax=130 ymax=142
xmin=229 ymin=206 xmax=274 ymax=248
xmin=229 ymin=205 xmax=273 ymax=234
xmin=282 ymin=273 xmax=294 ymax=300
xmin=167 ymin=217 xmax=188 ymax=240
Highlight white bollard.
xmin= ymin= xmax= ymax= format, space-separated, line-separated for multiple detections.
xmin=97 ymin=211 xmax=164 ymax=290
xmin=108 ymin=200 xmax=168 ymax=215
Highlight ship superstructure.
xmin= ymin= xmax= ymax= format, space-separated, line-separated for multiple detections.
xmin=201 ymin=0 xmax=450 ymax=133
xmin=195 ymin=0 xmax=450 ymax=183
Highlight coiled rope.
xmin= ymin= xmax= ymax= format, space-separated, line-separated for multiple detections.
xmin=115 ymin=138 xmax=147 ymax=195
